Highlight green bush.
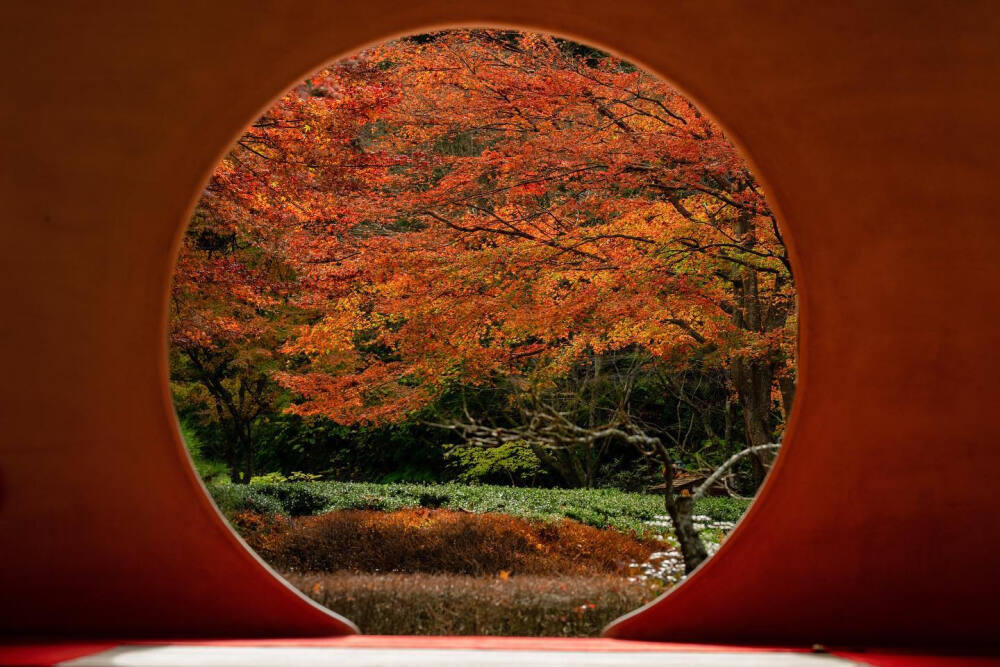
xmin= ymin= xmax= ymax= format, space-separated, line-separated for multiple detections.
xmin=211 ymin=484 xmax=285 ymax=515
xmin=207 ymin=481 xmax=751 ymax=536
xmin=249 ymin=471 xmax=322 ymax=486
xmin=250 ymin=472 xmax=288 ymax=485
xmin=690 ymin=496 xmax=753 ymax=522
xmin=287 ymin=471 xmax=322 ymax=482
xmin=255 ymin=482 xmax=331 ymax=515
xmin=445 ymin=441 xmax=551 ymax=486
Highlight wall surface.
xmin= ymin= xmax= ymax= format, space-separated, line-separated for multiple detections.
xmin=0 ymin=0 xmax=998 ymax=647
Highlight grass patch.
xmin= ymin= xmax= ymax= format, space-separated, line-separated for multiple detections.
xmin=286 ymin=572 xmax=662 ymax=636
xmin=211 ymin=481 xmax=752 ymax=536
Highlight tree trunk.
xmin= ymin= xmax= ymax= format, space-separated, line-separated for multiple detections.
xmin=730 ymin=357 xmax=776 ymax=487
xmin=224 ymin=420 xmax=254 ymax=484
xmin=221 ymin=421 xmax=246 ymax=484
xmin=529 ymin=443 xmax=589 ymax=487
xmin=243 ymin=437 xmax=255 ymax=482
xmin=660 ymin=460 xmax=707 ymax=573
xmin=227 ymin=456 xmax=242 ymax=484
xmin=778 ymin=374 xmax=796 ymax=419
xmin=239 ymin=423 xmax=256 ymax=483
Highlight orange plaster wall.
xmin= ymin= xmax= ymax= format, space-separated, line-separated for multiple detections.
xmin=0 ymin=0 xmax=998 ymax=647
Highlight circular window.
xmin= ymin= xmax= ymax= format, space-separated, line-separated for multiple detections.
xmin=169 ymin=28 xmax=794 ymax=636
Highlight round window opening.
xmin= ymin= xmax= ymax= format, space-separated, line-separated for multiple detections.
xmin=169 ymin=28 xmax=796 ymax=637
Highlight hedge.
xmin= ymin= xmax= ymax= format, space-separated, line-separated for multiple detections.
xmin=210 ymin=481 xmax=752 ymax=536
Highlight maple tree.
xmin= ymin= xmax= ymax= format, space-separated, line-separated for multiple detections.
xmin=168 ymin=62 xmax=395 ymax=481
xmin=168 ymin=208 xmax=290 ymax=482
xmin=170 ymin=28 xmax=796 ymax=508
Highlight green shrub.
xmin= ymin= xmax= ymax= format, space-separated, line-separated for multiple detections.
xmin=250 ymin=472 xmax=288 ymax=485
xmin=207 ymin=480 xmax=752 ymax=536
xmin=287 ymin=471 xmax=322 ymax=482
xmin=563 ymin=507 xmax=607 ymax=528
xmin=211 ymin=483 xmax=285 ymax=515
xmin=255 ymin=482 xmax=330 ymax=515
xmin=691 ymin=496 xmax=753 ymax=522
xmin=445 ymin=441 xmax=551 ymax=486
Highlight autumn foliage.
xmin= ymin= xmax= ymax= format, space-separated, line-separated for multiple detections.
xmin=170 ymin=29 xmax=795 ymax=483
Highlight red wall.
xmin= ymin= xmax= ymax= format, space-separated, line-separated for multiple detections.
xmin=0 ymin=0 xmax=998 ymax=647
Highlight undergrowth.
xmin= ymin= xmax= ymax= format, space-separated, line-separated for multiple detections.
xmin=286 ymin=571 xmax=662 ymax=636
xmin=211 ymin=481 xmax=751 ymax=536
xmin=234 ymin=508 xmax=661 ymax=575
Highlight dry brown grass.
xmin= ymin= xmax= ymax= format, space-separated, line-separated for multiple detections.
xmin=285 ymin=571 xmax=663 ymax=636
xmin=234 ymin=508 xmax=663 ymax=576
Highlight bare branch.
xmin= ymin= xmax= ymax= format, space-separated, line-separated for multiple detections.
xmin=692 ymin=442 xmax=781 ymax=502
